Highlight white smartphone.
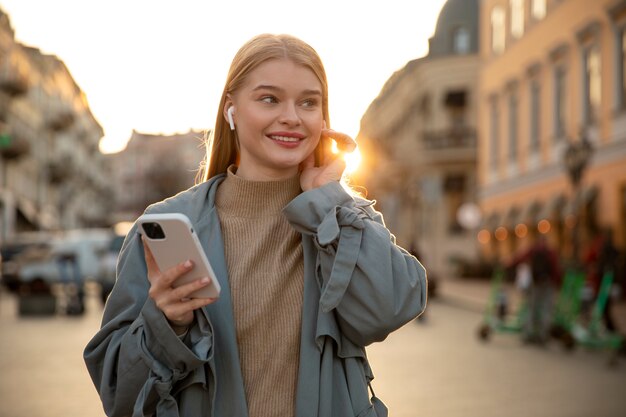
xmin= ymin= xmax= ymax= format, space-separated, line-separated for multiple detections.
xmin=137 ymin=213 xmax=221 ymax=299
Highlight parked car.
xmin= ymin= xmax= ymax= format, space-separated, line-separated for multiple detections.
xmin=15 ymin=229 xmax=116 ymax=285
xmin=1 ymin=231 xmax=58 ymax=292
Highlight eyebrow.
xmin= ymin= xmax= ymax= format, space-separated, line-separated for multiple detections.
xmin=252 ymin=84 xmax=322 ymax=96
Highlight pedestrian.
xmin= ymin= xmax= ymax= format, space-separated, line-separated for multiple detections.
xmin=508 ymin=235 xmax=562 ymax=345
xmin=585 ymin=227 xmax=623 ymax=333
xmin=83 ymin=33 xmax=427 ymax=417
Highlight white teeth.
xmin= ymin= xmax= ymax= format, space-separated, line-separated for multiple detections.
xmin=270 ymin=135 xmax=300 ymax=143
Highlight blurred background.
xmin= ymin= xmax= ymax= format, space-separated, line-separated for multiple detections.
xmin=1 ymin=0 xmax=626 ymax=416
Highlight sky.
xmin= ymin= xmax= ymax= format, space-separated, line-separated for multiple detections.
xmin=0 ymin=0 xmax=447 ymax=154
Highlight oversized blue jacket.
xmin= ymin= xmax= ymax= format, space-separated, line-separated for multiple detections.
xmin=84 ymin=175 xmax=427 ymax=417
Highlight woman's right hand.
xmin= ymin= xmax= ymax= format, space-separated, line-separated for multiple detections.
xmin=299 ymin=128 xmax=357 ymax=191
xmin=142 ymin=237 xmax=217 ymax=334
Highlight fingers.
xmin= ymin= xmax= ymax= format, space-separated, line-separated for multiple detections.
xmin=145 ymin=255 xmax=217 ymax=328
xmin=141 ymin=231 xmax=217 ymax=331
xmin=326 ymin=154 xmax=347 ymax=179
xmin=170 ymin=275 xmax=213 ymax=300
xmin=322 ymin=128 xmax=357 ymax=153
xmin=147 ymin=259 xmax=195 ymax=298
xmin=156 ymin=291 xmax=216 ymax=320
xmin=156 ymin=295 xmax=216 ymax=331
xmin=311 ymin=155 xmax=346 ymax=189
xmin=143 ymin=235 xmax=206 ymax=301
xmin=160 ymin=297 xmax=216 ymax=327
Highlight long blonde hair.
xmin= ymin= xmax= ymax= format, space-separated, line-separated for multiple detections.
xmin=198 ymin=34 xmax=331 ymax=182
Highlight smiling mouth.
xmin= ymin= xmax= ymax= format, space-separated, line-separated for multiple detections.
xmin=269 ymin=135 xmax=303 ymax=143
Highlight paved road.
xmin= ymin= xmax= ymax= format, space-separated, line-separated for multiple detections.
xmin=0 ymin=284 xmax=625 ymax=417
xmin=369 ymin=298 xmax=626 ymax=417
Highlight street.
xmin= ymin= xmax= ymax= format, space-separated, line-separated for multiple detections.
xmin=0 ymin=283 xmax=625 ymax=417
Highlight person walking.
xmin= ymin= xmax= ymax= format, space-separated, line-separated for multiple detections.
xmin=585 ymin=227 xmax=623 ymax=333
xmin=508 ymin=235 xmax=562 ymax=345
xmin=83 ymin=33 xmax=427 ymax=417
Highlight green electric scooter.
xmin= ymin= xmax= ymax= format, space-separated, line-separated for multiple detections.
xmin=477 ymin=267 xmax=529 ymax=342
xmin=552 ymin=269 xmax=623 ymax=365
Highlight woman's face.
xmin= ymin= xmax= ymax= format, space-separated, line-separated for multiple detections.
xmin=227 ymin=58 xmax=324 ymax=181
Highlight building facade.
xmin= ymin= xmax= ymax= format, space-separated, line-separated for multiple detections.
xmin=107 ymin=129 xmax=206 ymax=224
xmin=0 ymin=8 xmax=112 ymax=242
xmin=356 ymin=0 xmax=481 ymax=276
xmin=478 ymin=0 xmax=626 ymax=262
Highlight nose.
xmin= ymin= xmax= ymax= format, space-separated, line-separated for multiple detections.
xmin=278 ymin=102 xmax=301 ymax=126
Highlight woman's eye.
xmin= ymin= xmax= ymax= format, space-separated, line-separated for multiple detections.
xmin=301 ymin=99 xmax=318 ymax=108
xmin=260 ymin=96 xmax=277 ymax=104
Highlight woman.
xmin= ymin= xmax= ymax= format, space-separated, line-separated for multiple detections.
xmin=84 ymin=33 xmax=427 ymax=417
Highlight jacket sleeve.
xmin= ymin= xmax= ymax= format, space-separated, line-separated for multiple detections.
xmin=283 ymin=181 xmax=428 ymax=346
xmin=83 ymin=227 xmax=214 ymax=417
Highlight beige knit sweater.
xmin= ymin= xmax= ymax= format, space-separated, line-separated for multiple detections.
xmin=215 ymin=167 xmax=304 ymax=417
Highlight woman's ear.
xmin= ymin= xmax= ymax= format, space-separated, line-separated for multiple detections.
xmin=227 ymin=107 xmax=236 ymax=130
xmin=223 ymin=98 xmax=235 ymax=130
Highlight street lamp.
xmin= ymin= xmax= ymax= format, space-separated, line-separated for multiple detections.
xmin=563 ymin=130 xmax=593 ymax=265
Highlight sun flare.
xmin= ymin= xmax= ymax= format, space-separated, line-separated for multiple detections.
xmin=330 ymin=140 xmax=362 ymax=174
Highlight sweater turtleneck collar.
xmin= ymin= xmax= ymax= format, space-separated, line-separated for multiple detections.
xmin=215 ymin=165 xmax=302 ymax=218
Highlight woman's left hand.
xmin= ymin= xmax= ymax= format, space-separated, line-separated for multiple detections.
xmin=300 ymin=128 xmax=357 ymax=191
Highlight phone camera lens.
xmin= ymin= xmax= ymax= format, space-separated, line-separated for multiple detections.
xmin=142 ymin=222 xmax=165 ymax=239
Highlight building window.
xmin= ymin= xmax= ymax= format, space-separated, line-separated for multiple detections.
xmin=420 ymin=93 xmax=431 ymax=118
xmin=532 ymin=0 xmax=546 ymax=20
xmin=620 ymin=27 xmax=626 ymax=109
xmin=419 ymin=93 xmax=433 ymax=132
xmin=490 ymin=97 xmax=500 ymax=171
xmin=491 ymin=6 xmax=506 ymax=54
xmin=584 ymin=44 xmax=602 ymax=124
xmin=445 ymin=90 xmax=467 ymax=129
xmin=554 ymin=66 xmax=567 ymax=139
xmin=444 ymin=174 xmax=466 ymax=234
xmin=530 ymin=80 xmax=541 ymax=153
xmin=508 ymin=91 xmax=518 ymax=161
xmin=452 ymin=26 xmax=471 ymax=54
xmin=510 ymin=0 xmax=525 ymax=39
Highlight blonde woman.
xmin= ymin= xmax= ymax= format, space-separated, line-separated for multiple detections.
xmin=84 ymin=33 xmax=427 ymax=417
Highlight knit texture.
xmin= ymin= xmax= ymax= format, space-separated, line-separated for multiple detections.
xmin=215 ymin=166 xmax=304 ymax=417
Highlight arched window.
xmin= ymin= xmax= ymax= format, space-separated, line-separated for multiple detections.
xmin=491 ymin=6 xmax=506 ymax=54
xmin=584 ymin=44 xmax=602 ymax=124
xmin=452 ymin=26 xmax=471 ymax=54
xmin=510 ymin=0 xmax=525 ymax=39
xmin=532 ymin=0 xmax=546 ymax=20
xmin=489 ymin=96 xmax=500 ymax=171
xmin=553 ymin=66 xmax=567 ymax=139
xmin=508 ymin=89 xmax=519 ymax=162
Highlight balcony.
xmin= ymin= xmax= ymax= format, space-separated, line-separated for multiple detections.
xmin=47 ymin=155 xmax=75 ymax=183
xmin=47 ymin=109 xmax=75 ymax=132
xmin=0 ymin=69 xmax=29 ymax=97
xmin=422 ymin=126 xmax=477 ymax=150
xmin=0 ymin=129 xmax=31 ymax=160
xmin=0 ymin=93 xmax=9 ymax=122
xmin=0 ymin=49 xmax=29 ymax=97
xmin=420 ymin=126 xmax=477 ymax=164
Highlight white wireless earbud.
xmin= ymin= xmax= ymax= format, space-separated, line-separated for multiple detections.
xmin=227 ymin=106 xmax=235 ymax=131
